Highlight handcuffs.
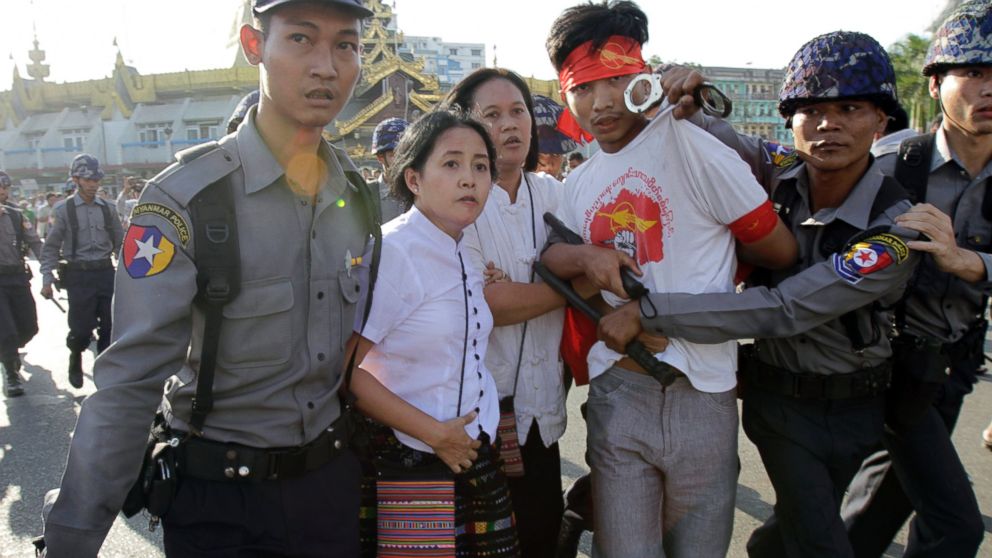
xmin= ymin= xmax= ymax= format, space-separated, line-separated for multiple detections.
xmin=624 ymin=72 xmax=733 ymax=118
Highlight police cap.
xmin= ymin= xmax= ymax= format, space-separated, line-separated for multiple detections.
xmin=253 ymin=0 xmax=373 ymax=17
xmin=0 ymin=171 xmax=11 ymax=188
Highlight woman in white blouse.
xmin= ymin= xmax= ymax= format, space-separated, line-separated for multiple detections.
xmin=444 ymin=68 xmax=579 ymax=558
xmin=348 ymin=109 xmax=520 ymax=557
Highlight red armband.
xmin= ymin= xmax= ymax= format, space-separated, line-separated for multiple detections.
xmin=729 ymin=200 xmax=778 ymax=244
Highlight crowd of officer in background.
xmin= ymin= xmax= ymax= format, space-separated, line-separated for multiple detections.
xmin=0 ymin=0 xmax=989 ymax=557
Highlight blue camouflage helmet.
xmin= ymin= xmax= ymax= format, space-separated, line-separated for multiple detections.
xmin=371 ymin=118 xmax=409 ymax=154
xmin=0 ymin=171 xmax=10 ymax=188
xmin=253 ymin=0 xmax=373 ymax=17
xmin=228 ymin=90 xmax=260 ymax=133
xmin=532 ymin=95 xmax=579 ymax=155
xmin=779 ymin=31 xmax=899 ymax=118
xmin=923 ymin=0 xmax=992 ymax=76
xmin=69 ymin=153 xmax=105 ymax=181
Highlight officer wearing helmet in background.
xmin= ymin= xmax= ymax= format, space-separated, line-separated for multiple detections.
xmin=600 ymin=31 xmax=921 ymax=557
xmin=532 ymin=94 xmax=578 ymax=180
xmin=227 ymin=89 xmax=260 ymax=135
xmin=0 ymin=170 xmax=43 ymax=398
xmin=840 ymin=1 xmax=990 ymax=555
xmin=370 ymin=117 xmax=408 ymax=222
xmin=39 ymin=154 xmax=123 ymax=390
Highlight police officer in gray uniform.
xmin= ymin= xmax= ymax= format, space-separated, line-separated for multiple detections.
xmin=841 ymin=2 xmax=990 ymax=555
xmin=42 ymin=1 xmax=380 ymax=556
xmin=40 ymin=154 xmax=123 ymax=389
xmin=0 ymin=171 xmax=43 ymax=397
xmin=599 ymin=32 xmax=920 ymax=557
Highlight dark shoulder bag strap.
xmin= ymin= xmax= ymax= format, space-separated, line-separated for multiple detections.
xmin=894 ymin=133 xmax=934 ymax=204
xmin=8 ymin=206 xmax=24 ymax=256
xmin=98 ymin=201 xmax=119 ymax=250
xmin=187 ymin=173 xmax=240 ymax=436
xmin=65 ymin=196 xmax=79 ymax=259
xmin=342 ymin=170 xmax=383 ymax=407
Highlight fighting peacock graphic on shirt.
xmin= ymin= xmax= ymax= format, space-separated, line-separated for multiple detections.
xmin=583 ymin=167 xmax=674 ymax=266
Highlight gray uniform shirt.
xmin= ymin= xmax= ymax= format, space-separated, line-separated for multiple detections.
xmin=0 ymin=204 xmax=43 ymax=265
xmin=44 ymin=111 xmax=372 ymax=556
xmin=641 ymin=138 xmax=919 ymax=374
xmin=876 ymin=128 xmax=992 ymax=343
xmin=39 ymin=195 xmax=124 ymax=287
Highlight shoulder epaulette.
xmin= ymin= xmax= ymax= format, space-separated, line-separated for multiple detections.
xmin=149 ymin=140 xmax=240 ymax=208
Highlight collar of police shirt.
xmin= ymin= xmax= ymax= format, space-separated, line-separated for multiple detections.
xmin=932 ymin=126 xmax=992 ymax=183
xmin=237 ymin=105 xmax=358 ymax=198
xmin=776 ymin=159 xmax=887 ymax=231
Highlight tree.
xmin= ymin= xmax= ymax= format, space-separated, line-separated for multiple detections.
xmin=888 ymin=33 xmax=938 ymax=131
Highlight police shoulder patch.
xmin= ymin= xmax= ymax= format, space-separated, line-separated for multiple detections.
xmin=763 ymin=142 xmax=798 ymax=168
xmin=131 ymin=203 xmax=190 ymax=247
xmin=835 ymin=240 xmax=896 ymax=285
xmin=123 ymin=225 xmax=176 ymax=279
xmin=862 ymin=233 xmax=909 ymax=264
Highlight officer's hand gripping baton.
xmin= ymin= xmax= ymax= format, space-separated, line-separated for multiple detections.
xmin=538 ymin=212 xmax=679 ymax=386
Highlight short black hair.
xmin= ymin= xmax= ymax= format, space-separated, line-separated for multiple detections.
xmin=388 ymin=109 xmax=498 ymax=208
xmin=546 ymin=1 xmax=649 ymax=72
xmin=442 ymin=68 xmax=540 ymax=173
xmin=567 ymin=151 xmax=585 ymax=162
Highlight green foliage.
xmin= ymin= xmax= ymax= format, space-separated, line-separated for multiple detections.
xmin=889 ymin=33 xmax=939 ymax=131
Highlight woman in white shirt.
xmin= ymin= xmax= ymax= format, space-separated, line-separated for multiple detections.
xmin=444 ymin=68 xmax=575 ymax=558
xmin=349 ymin=109 xmax=520 ymax=557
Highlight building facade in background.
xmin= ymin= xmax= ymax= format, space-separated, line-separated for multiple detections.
xmin=0 ymin=1 xmax=793 ymax=195
xmin=703 ymin=66 xmax=791 ymax=146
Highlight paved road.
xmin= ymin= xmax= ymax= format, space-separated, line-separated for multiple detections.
xmin=1 ymin=261 xmax=989 ymax=557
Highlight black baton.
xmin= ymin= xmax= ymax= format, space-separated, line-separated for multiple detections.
xmin=533 ymin=261 xmax=679 ymax=386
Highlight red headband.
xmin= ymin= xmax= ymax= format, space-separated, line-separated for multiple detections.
xmin=558 ymin=36 xmax=646 ymax=93
xmin=556 ymin=36 xmax=646 ymax=143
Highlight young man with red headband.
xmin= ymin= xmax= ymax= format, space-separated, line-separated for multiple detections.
xmin=541 ymin=2 xmax=796 ymax=556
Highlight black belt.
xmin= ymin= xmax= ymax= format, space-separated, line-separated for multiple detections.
xmin=64 ymin=259 xmax=114 ymax=271
xmin=741 ymin=357 xmax=891 ymax=400
xmin=0 ymin=263 xmax=26 ymax=276
xmin=176 ymin=422 xmax=349 ymax=483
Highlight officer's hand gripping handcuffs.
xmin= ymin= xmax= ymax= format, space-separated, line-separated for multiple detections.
xmin=624 ymin=73 xmax=733 ymax=118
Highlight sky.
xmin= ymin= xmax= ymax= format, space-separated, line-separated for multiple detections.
xmin=1 ymin=0 xmax=950 ymax=91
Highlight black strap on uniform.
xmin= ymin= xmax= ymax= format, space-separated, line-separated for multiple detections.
xmin=5 ymin=204 xmax=25 ymax=256
xmin=187 ymin=174 xmax=240 ymax=436
xmin=894 ymin=133 xmax=934 ymax=205
xmin=341 ymin=169 xmax=383 ymax=408
xmin=65 ymin=196 xmax=118 ymax=260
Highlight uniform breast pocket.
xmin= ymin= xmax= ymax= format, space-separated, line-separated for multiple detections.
xmin=964 ymin=221 xmax=992 ymax=252
xmin=218 ymin=278 xmax=294 ymax=368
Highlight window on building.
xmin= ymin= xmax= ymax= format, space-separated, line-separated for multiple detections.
xmin=25 ymin=133 xmax=43 ymax=151
xmin=471 ymin=49 xmax=482 ymax=56
xmin=137 ymin=122 xmax=172 ymax=148
xmin=61 ymin=128 xmax=88 ymax=151
xmin=185 ymin=121 xmax=219 ymax=142
xmin=449 ymin=48 xmax=458 ymax=55
xmin=472 ymin=63 xmax=481 ymax=69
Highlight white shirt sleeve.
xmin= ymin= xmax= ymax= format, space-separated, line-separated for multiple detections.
xmin=357 ymin=241 xmax=423 ymax=344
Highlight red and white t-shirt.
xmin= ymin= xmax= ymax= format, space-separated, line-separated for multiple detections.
xmin=559 ymin=107 xmax=769 ymax=392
